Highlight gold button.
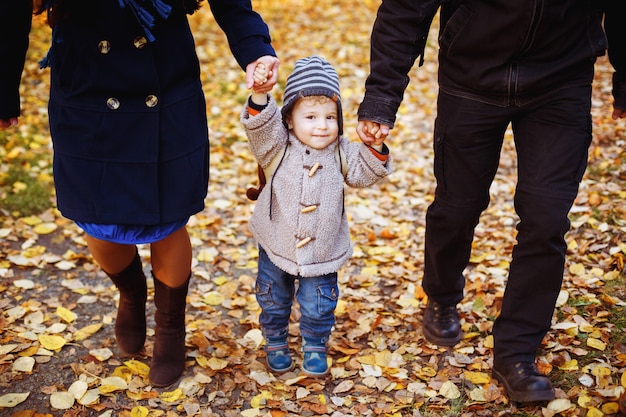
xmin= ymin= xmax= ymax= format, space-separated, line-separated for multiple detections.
xmin=145 ymin=95 xmax=158 ymax=107
xmin=134 ymin=36 xmax=148 ymax=49
xmin=301 ymin=205 xmax=317 ymax=213
xmin=98 ymin=40 xmax=111 ymax=54
xmin=106 ymin=98 xmax=120 ymax=110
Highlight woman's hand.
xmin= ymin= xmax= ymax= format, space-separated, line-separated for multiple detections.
xmin=246 ymin=55 xmax=279 ymax=93
xmin=0 ymin=118 xmax=18 ymax=129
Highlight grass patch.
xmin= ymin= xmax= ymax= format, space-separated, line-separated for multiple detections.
xmin=0 ymin=130 xmax=53 ymax=217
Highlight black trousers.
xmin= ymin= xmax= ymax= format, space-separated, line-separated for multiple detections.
xmin=423 ymin=81 xmax=593 ymax=365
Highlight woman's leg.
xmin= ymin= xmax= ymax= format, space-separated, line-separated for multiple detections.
xmin=150 ymin=226 xmax=192 ymax=287
xmin=148 ymin=226 xmax=192 ymax=387
xmin=85 ymin=236 xmax=146 ymax=355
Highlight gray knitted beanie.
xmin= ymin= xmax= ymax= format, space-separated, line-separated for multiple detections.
xmin=281 ymin=55 xmax=343 ymax=135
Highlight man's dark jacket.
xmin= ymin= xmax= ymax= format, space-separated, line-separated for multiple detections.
xmin=358 ymin=0 xmax=626 ymax=128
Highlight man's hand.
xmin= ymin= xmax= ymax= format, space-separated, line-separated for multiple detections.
xmin=613 ymin=107 xmax=626 ymax=120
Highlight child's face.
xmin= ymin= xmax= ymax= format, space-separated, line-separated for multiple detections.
xmin=286 ymin=96 xmax=339 ymax=150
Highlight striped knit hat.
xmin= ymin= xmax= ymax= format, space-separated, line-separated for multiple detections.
xmin=281 ymin=55 xmax=343 ymax=135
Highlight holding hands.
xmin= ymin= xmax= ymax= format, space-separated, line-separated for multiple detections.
xmin=246 ymin=55 xmax=279 ymax=94
xmin=357 ymin=120 xmax=389 ymax=151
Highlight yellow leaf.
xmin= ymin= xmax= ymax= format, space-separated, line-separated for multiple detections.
xmin=558 ymin=359 xmax=579 ymax=371
xmin=195 ymin=355 xmax=210 ymax=368
xmin=12 ymin=357 xmax=35 ymax=373
xmin=207 ymin=357 xmax=229 ymax=370
xmin=76 ymin=388 xmax=100 ymax=406
xmin=203 ymin=291 xmax=225 ymax=306
xmin=124 ymin=359 xmax=150 ymax=377
xmin=50 ymin=392 xmax=75 ymax=410
xmin=240 ymin=409 xmax=261 ymax=417
xmin=586 ymin=407 xmax=604 ymax=417
xmin=577 ymin=393 xmax=592 ymax=407
xmin=463 ymin=371 xmax=491 ymax=385
xmin=38 ymin=334 xmax=67 ymax=351
xmin=547 ymin=398 xmax=573 ymax=414
xmin=569 ymin=263 xmax=586 ymax=276
xmin=601 ymin=402 xmax=619 ymax=414
xmin=621 ymin=371 xmax=626 ymax=388
xmin=73 ymin=323 xmax=103 ymax=341
xmin=587 ymin=338 xmax=607 ymax=351
xmin=415 ymin=366 xmax=437 ymax=379
xmin=214 ymin=276 xmax=228 ymax=286
xmin=356 ymin=355 xmax=376 ymax=365
xmin=99 ymin=376 xmax=128 ymax=394
xmin=33 ymin=222 xmax=58 ymax=235
xmin=318 ymin=394 xmax=327 ymax=404
xmin=483 ymin=334 xmax=494 ymax=348
xmin=68 ymin=381 xmax=88 ymax=400
xmin=439 ymin=381 xmax=460 ymax=399
xmin=250 ymin=391 xmax=272 ymax=408
xmin=56 ymin=306 xmax=77 ymax=323
xmin=130 ymin=406 xmax=150 ymax=417
xmin=591 ymin=366 xmax=611 ymax=376
xmin=360 ymin=266 xmax=378 ymax=276
xmin=160 ymin=388 xmax=185 ymax=403
xmin=0 ymin=392 xmax=30 ymax=408
xmin=89 ymin=348 xmax=113 ymax=361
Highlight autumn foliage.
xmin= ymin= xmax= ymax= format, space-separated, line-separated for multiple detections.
xmin=1 ymin=1 xmax=626 ymax=416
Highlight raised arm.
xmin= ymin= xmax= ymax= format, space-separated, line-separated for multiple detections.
xmin=207 ymin=0 xmax=277 ymax=71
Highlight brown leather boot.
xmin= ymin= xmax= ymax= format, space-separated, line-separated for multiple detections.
xmin=149 ymin=275 xmax=190 ymax=387
xmin=106 ymin=251 xmax=147 ymax=355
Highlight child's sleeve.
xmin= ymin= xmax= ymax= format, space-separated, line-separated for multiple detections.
xmin=341 ymin=138 xmax=393 ymax=188
xmin=241 ymin=95 xmax=289 ymax=168
xmin=248 ymin=95 xmax=268 ymax=116
xmin=367 ymin=143 xmax=390 ymax=165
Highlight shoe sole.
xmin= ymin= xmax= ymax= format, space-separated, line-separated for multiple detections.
xmin=422 ymin=326 xmax=462 ymax=347
xmin=302 ymin=367 xmax=329 ymax=377
xmin=492 ymin=368 xmax=555 ymax=403
xmin=267 ymin=361 xmax=295 ymax=373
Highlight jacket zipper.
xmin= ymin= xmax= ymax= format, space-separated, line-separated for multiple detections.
xmin=508 ymin=0 xmax=544 ymax=106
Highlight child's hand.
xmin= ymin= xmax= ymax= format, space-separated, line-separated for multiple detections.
xmin=246 ymin=56 xmax=279 ymax=93
xmin=356 ymin=120 xmax=390 ymax=146
xmin=253 ymin=63 xmax=268 ymax=87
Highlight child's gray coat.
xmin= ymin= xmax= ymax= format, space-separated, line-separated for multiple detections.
xmin=241 ymin=96 xmax=392 ymax=277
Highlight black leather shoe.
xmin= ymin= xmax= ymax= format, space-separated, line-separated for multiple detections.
xmin=492 ymin=361 xmax=555 ymax=403
xmin=422 ymin=300 xmax=462 ymax=346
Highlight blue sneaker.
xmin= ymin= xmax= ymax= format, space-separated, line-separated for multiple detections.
xmin=264 ymin=336 xmax=294 ymax=373
xmin=302 ymin=337 xmax=329 ymax=377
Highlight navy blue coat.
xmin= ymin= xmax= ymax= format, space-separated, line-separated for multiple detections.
xmin=1 ymin=0 xmax=276 ymax=225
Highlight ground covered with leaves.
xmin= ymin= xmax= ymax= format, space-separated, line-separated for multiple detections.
xmin=2 ymin=1 xmax=626 ymax=416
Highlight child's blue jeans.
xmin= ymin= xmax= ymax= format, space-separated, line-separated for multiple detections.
xmin=256 ymin=246 xmax=338 ymax=341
